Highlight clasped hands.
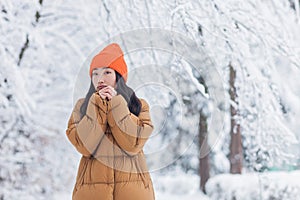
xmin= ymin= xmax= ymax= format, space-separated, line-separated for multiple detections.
xmin=97 ymin=85 xmax=117 ymax=100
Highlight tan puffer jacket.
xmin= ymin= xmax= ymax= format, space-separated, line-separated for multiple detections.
xmin=66 ymin=92 xmax=155 ymax=200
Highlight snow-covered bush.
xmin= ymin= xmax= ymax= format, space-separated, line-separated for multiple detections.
xmin=206 ymin=171 xmax=300 ymax=200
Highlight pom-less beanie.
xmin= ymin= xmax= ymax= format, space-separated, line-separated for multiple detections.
xmin=89 ymin=43 xmax=128 ymax=82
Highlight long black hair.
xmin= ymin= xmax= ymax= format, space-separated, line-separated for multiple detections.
xmin=79 ymin=71 xmax=141 ymax=119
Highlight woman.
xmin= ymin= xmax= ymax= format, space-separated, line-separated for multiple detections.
xmin=66 ymin=43 xmax=155 ymax=200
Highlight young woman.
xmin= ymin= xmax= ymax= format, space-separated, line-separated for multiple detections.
xmin=66 ymin=43 xmax=155 ymax=200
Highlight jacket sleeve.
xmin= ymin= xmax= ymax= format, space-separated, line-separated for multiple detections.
xmin=66 ymin=92 xmax=108 ymax=157
xmin=107 ymin=95 xmax=154 ymax=156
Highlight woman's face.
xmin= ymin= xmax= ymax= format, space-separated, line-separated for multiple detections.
xmin=92 ymin=67 xmax=116 ymax=91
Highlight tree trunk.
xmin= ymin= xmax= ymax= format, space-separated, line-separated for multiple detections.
xmin=229 ymin=64 xmax=243 ymax=174
xmin=199 ymin=109 xmax=209 ymax=193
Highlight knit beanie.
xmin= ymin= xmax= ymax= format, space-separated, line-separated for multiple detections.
xmin=89 ymin=43 xmax=128 ymax=82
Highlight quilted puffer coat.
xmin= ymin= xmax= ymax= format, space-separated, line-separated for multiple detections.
xmin=66 ymin=92 xmax=155 ymax=200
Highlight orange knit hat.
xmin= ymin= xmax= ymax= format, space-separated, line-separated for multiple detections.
xmin=89 ymin=43 xmax=128 ymax=82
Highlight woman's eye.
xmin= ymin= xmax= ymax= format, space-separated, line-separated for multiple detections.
xmin=92 ymin=73 xmax=98 ymax=76
xmin=105 ymin=71 xmax=111 ymax=74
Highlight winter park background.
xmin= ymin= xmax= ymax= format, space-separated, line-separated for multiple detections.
xmin=1 ymin=0 xmax=300 ymax=199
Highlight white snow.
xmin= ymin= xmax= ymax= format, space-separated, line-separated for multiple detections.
xmin=206 ymin=171 xmax=300 ymax=200
xmin=1 ymin=0 xmax=300 ymax=199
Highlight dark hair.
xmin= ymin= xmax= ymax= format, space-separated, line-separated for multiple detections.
xmin=79 ymin=71 xmax=141 ymax=119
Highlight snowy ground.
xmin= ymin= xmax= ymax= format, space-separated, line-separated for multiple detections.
xmin=53 ymin=170 xmax=300 ymax=200
xmin=151 ymin=170 xmax=210 ymax=200
xmin=53 ymin=190 xmax=209 ymax=200
xmin=53 ymin=169 xmax=210 ymax=200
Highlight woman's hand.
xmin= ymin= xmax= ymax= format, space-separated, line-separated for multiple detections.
xmin=98 ymin=85 xmax=117 ymax=100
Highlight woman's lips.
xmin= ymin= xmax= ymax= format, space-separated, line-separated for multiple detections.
xmin=97 ymin=85 xmax=106 ymax=91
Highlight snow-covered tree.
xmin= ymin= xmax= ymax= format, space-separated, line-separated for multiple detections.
xmin=172 ymin=0 xmax=300 ymax=172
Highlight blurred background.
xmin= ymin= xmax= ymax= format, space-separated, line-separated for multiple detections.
xmin=0 ymin=0 xmax=300 ymax=199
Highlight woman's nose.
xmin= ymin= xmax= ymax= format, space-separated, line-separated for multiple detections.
xmin=97 ymin=76 xmax=104 ymax=84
